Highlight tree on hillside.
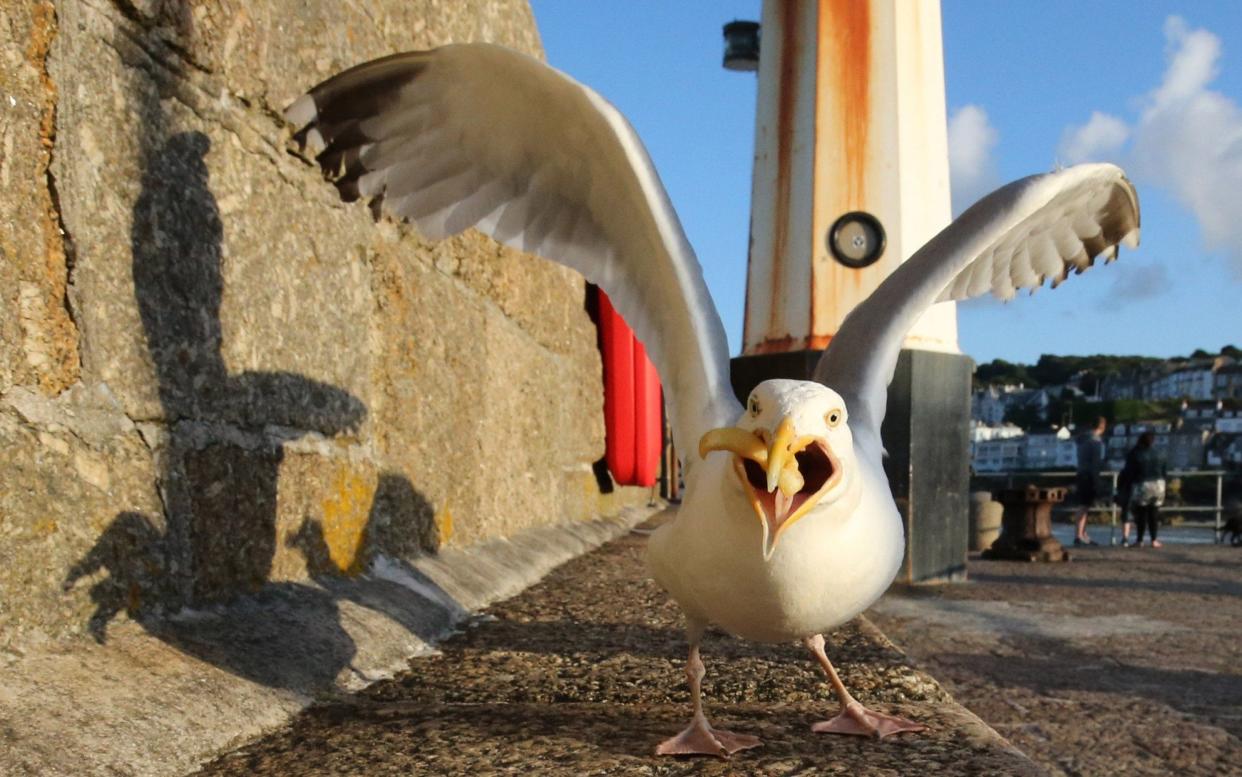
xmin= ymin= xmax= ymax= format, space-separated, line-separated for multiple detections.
xmin=974 ymin=359 xmax=1037 ymax=388
xmin=973 ymin=352 xmax=1211 ymax=397
xmin=1003 ymin=401 xmax=1045 ymax=429
xmin=1069 ymin=398 xmax=1183 ymax=426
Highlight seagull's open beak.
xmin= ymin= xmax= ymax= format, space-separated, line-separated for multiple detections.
xmin=699 ymin=417 xmax=842 ymax=560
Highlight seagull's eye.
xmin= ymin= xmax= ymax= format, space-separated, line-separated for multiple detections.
xmin=748 ymin=397 xmax=761 ymax=416
xmin=826 ymin=409 xmax=843 ymax=428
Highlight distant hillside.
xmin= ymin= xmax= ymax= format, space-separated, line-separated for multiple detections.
xmin=974 ymin=346 xmax=1241 ymax=389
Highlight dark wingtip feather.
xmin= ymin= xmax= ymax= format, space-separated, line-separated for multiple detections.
xmin=368 ymin=194 xmax=386 ymax=221
xmin=286 ymin=51 xmax=434 ymax=217
xmin=335 ymin=178 xmax=361 ymax=203
xmin=307 ymin=51 xmax=431 ymax=127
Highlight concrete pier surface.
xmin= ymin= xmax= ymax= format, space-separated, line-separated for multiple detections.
xmin=871 ymin=545 xmax=1242 ymax=777
xmin=191 ymin=513 xmax=1038 ymax=776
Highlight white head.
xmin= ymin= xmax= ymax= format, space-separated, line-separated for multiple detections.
xmin=699 ymin=379 xmax=858 ymax=559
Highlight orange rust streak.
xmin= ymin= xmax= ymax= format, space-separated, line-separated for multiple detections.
xmin=766 ymin=0 xmax=802 ymax=339
xmin=810 ymin=0 xmax=874 ymax=344
xmin=748 ymin=334 xmax=834 ymax=356
xmin=827 ymin=0 xmax=871 ymax=208
xmin=806 ymin=333 xmax=832 ymax=351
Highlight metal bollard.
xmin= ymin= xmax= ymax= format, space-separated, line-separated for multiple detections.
xmin=981 ymin=485 xmax=1071 ymax=562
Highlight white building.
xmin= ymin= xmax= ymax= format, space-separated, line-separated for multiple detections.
xmin=970 ymin=422 xmax=1026 ymax=442
xmin=972 ymin=384 xmax=1025 ymax=425
xmin=971 ymin=424 xmax=1076 ymax=472
xmin=1023 ymin=427 xmax=1076 ymax=471
xmin=1145 ymin=365 xmax=1215 ymax=401
xmin=1216 ymin=365 xmax=1242 ymax=400
xmin=1219 ymin=416 xmax=1242 ymax=434
xmin=1144 ymin=357 xmax=1238 ymax=401
xmin=972 ymin=437 xmax=1024 ymax=472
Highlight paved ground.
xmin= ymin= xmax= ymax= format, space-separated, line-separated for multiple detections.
xmin=192 ymin=517 xmax=1037 ymax=776
xmin=870 ymin=544 xmax=1242 ymax=777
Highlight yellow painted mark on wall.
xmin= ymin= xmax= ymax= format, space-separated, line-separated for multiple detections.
xmin=436 ymin=505 xmax=455 ymax=546
xmin=34 ymin=517 xmax=58 ymax=537
xmin=320 ymin=465 xmax=372 ymax=576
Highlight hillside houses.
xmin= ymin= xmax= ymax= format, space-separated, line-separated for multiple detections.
xmin=1216 ymin=364 xmax=1242 ymax=400
xmin=971 ymin=398 xmax=1241 ymax=473
xmin=1208 ymin=404 xmax=1242 ymax=468
xmin=971 ymin=353 xmax=1242 ymax=472
xmin=971 ymin=384 xmax=1061 ymax=425
xmin=1101 ymin=355 xmax=1238 ymax=401
xmin=1105 ymin=403 xmax=1242 ymax=470
xmin=972 ymin=385 xmax=1020 ymax=425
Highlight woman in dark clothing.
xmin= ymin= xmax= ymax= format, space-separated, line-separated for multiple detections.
xmin=1121 ymin=431 xmax=1167 ymax=548
xmin=1114 ymin=464 xmax=1135 ymax=546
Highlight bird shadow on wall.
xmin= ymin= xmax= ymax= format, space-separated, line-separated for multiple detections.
xmin=64 ymin=491 xmax=460 ymax=691
xmin=62 ymin=10 xmax=459 ymax=692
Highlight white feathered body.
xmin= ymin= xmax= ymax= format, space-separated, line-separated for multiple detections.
xmin=647 ymin=443 xmax=904 ymax=643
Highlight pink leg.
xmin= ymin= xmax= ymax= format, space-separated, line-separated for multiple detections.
xmin=804 ymin=634 xmax=926 ymax=738
xmin=656 ymin=636 xmax=761 ymax=757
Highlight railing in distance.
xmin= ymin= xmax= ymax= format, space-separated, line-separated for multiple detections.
xmin=971 ymin=469 xmax=1230 ymax=544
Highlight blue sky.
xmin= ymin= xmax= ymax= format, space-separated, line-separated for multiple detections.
xmin=529 ymin=2 xmax=1241 ymax=365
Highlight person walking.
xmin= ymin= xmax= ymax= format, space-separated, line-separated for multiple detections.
xmin=1072 ymin=416 xmax=1107 ymax=546
xmin=1114 ymin=462 xmax=1135 ymax=546
xmin=1121 ymin=431 xmax=1167 ymax=548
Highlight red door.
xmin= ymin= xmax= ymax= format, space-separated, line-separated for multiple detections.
xmin=597 ymin=289 xmax=663 ymax=487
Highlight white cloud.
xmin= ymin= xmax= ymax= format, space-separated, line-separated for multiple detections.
xmin=1061 ymin=16 xmax=1242 ymax=275
xmin=1058 ymin=111 xmax=1129 ymax=165
xmin=947 ymin=104 xmax=999 ymax=215
xmin=1131 ymin=17 xmax=1242 ymax=273
xmin=1150 ymin=17 xmax=1220 ymax=106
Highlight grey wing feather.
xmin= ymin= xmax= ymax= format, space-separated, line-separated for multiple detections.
xmin=286 ymin=44 xmax=740 ymax=466
xmin=813 ymin=164 xmax=1140 ymax=455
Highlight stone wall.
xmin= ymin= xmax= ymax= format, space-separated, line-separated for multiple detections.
xmin=0 ymin=0 xmax=644 ymax=652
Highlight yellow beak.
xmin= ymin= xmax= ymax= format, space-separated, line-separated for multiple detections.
xmin=765 ymin=416 xmax=801 ymax=495
xmin=699 ymin=416 xmax=834 ymax=559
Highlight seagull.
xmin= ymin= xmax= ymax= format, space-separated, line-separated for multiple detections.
xmin=286 ymin=42 xmax=1140 ymax=757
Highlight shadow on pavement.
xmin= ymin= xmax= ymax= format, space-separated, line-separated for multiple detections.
xmin=933 ymin=645 xmax=1242 ymax=740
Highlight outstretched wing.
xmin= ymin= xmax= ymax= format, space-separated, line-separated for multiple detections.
xmin=813 ymin=163 xmax=1140 ymax=453
xmin=285 ymin=43 xmax=739 ymax=464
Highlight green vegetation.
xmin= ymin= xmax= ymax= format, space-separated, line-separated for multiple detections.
xmin=995 ymin=391 xmax=1181 ymax=429
xmin=978 ymin=346 xmax=1240 ymax=429
xmin=1069 ymin=399 xmax=1183 ymax=426
xmin=975 ymin=353 xmax=1167 ymax=389
xmin=974 ymin=358 xmax=1037 ymax=387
